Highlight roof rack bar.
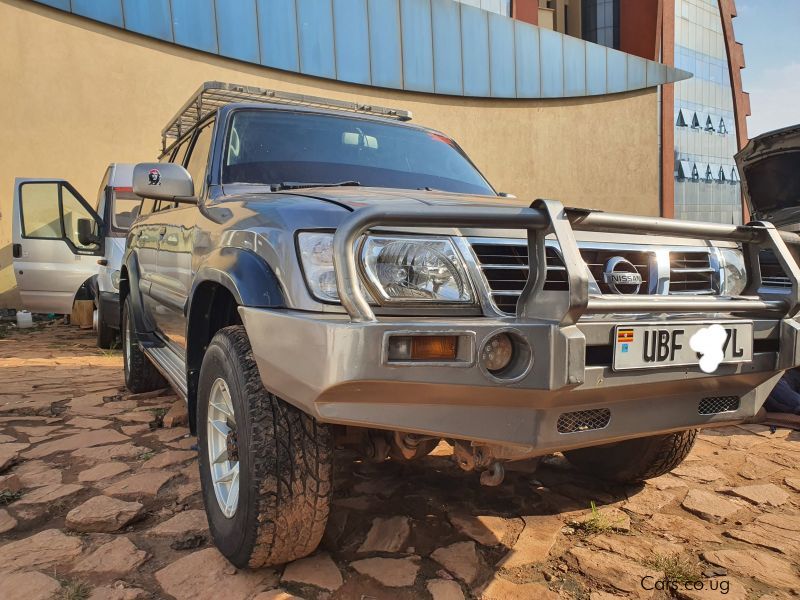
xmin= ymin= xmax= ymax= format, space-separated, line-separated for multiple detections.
xmin=160 ymin=81 xmax=413 ymax=154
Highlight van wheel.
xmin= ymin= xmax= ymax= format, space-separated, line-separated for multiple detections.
xmin=121 ymin=296 xmax=167 ymax=393
xmin=563 ymin=430 xmax=698 ymax=484
xmin=95 ymin=303 xmax=116 ymax=349
xmin=197 ymin=325 xmax=333 ymax=568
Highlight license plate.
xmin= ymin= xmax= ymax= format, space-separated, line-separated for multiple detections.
xmin=613 ymin=322 xmax=753 ymax=371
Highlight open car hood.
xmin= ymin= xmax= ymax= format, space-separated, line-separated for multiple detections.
xmin=735 ymin=124 xmax=800 ymax=227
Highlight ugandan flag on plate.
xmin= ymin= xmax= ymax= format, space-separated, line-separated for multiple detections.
xmin=617 ymin=328 xmax=634 ymax=343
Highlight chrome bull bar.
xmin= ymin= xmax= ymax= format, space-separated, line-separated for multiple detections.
xmin=332 ymin=200 xmax=800 ymax=382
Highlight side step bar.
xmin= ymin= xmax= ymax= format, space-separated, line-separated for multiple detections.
xmin=143 ymin=345 xmax=188 ymax=400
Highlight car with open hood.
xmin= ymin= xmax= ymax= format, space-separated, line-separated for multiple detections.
xmin=120 ymin=82 xmax=800 ymax=568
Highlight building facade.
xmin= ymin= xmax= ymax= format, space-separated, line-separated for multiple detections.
xmin=508 ymin=0 xmax=750 ymax=224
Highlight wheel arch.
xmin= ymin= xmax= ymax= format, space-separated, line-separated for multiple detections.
xmin=186 ymin=248 xmax=284 ymax=433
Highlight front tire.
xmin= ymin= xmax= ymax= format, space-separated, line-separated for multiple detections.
xmin=563 ymin=429 xmax=698 ymax=484
xmin=121 ymin=296 xmax=167 ymax=393
xmin=197 ymin=325 xmax=333 ymax=568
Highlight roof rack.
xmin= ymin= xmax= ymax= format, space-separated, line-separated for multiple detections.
xmin=161 ymin=81 xmax=413 ymax=154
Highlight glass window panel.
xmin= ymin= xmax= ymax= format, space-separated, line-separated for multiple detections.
xmin=628 ymin=54 xmax=647 ymax=90
xmin=368 ymin=0 xmax=403 ymax=89
xmin=297 ymin=0 xmax=336 ymax=78
xmin=122 ymin=0 xmax=173 ymax=41
xmin=400 ymin=0 xmax=434 ymax=92
xmin=606 ymin=48 xmax=627 ymax=93
xmin=514 ymin=21 xmax=540 ymax=97
xmin=333 ymin=0 xmax=371 ymax=85
xmin=563 ymin=35 xmax=586 ymax=96
xmin=431 ymin=0 xmax=463 ymax=95
xmin=172 ymin=0 xmax=218 ymax=53
xmin=585 ymin=41 xmax=606 ymax=95
xmin=62 ymin=187 xmax=98 ymax=251
xmin=72 ymin=0 xmax=124 ymax=27
xmin=460 ymin=4 xmax=490 ymax=96
xmin=488 ymin=12 xmax=515 ymax=97
xmin=215 ymin=0 xmax=260 ymax=63
xmin=258 ymin=0 xmax=300 ymax=71
xmin=35 ymin=0 xmax=70 ymax=10
xmin=539 ymin=28 xmax=564 ymax=98
xmin=20 ymin=183 xmax=62 ymax=239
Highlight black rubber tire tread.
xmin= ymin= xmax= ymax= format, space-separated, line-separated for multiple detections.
xmin=121 ymin=296 xmax=167 ymax=393
xmin=95 ymin=301 xmax=116 ymax=349
xmin=199 ymin=325 xmax=333 ymax=568
xmin=563 ymin=429 xmax=698 ymax=484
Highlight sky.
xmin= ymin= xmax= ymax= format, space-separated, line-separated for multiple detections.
xmin=734 ymin=0 xmax=800 ymax=136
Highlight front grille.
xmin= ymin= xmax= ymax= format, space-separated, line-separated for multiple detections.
xmin=669 ymin=251 xmax=715 ymax=294
xmin=470 ymin=241 xmax=719 ymax=315
xmin=759 ymin=249 xmax=791 ymax=288
xmin=471 ymin=243 xmax=566 ymax=313
xmin=557 ymin=408 xmax=611 ymax=433
xmin=698 ymin=396 xmax=740 ymax=415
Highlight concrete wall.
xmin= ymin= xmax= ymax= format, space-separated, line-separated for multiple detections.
xmin=0 ymin=0 xmax=660 ymax=308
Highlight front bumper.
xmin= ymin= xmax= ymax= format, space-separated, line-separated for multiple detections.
xmin=240 ymin=307 xmax=789 ymax=453
xmin=242 ymin=200 xmax=800 ymax=453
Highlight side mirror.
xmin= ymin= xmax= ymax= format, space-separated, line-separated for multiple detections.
xmin=132 ymin=163 xmax=196 ymax=203
xmin=77 ymin=218 xmax=101 ymax=246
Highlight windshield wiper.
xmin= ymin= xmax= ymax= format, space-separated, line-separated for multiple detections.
xmin=271 ymin=181 xmax=361 ymax=191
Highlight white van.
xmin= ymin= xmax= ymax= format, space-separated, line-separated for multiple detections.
xmin=11 ymin=164 xmax=139 ymax=347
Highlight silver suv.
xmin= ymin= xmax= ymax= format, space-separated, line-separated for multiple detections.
xmin=121 ymin=82 xmax=800 ymax=568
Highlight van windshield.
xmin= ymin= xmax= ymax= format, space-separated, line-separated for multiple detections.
xmin=113 ymin=193 xmax=142 ymax=230
xmin=222 ymin=110 xmax=495 ymax=196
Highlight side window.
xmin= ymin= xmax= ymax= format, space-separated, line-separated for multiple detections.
xmin=139 ymin=198 xmax=157 ymax=217
xmin=19 ymin=182 xmax=100 ymax=253
xmin=185 ymin=123 xmax=214 ymax=192
xmin=20 ymin=183 xmax=61 ymax=239
xmin=172 ymin=136 xmax=192 ymax=166
xmin=62 ymin=187 xmax=99 ymax=251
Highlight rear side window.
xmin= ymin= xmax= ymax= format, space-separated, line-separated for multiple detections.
xmin=171 ymin=135 xmax=193 ymax=166
xmin=112 ymin=192 xmax=143 ymax=230
xmin=185 ymin=123 xmax=214 ymax=191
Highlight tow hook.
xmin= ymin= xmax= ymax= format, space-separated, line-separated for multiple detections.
xmin=480 ymin=462 xmax=505 ymax=486
xmin=452 ymin=441 xmax=507 ymax=486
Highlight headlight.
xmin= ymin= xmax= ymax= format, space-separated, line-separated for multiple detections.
xmin=719 ymin=248 xmax=746 ymax=296
xmin=298 ymin=232 xmax=474 ymax=305
xmin=362 ymin=236 xmax=473 ymax=303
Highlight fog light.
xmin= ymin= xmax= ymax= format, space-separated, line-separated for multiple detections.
xmin=387 ymin=335 xmax=458 ymax=361
xmin=481 ymin=333 xmax=513 ymax=373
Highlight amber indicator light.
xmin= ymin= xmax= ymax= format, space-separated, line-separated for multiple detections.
xmin=388 ymin=335 xmax=458 ymax=361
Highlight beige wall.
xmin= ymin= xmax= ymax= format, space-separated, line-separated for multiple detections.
xmin=0 ymin=0 xmax=660 ymax=308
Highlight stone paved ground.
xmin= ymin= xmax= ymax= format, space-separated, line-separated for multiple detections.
xmin=1 ymin=322 xmax=799 ymax=600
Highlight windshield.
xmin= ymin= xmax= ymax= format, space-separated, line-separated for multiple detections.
xmin=112 ymin=192 xmax=143 ymax=230
xmin=222 ymin=110 xmax=495 ymax=195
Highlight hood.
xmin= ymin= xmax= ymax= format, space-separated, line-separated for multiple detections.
xmin=735 ymin=124 xmax=800 ymax=226
xmin=221 ymin=183 xmax=528 ymax=211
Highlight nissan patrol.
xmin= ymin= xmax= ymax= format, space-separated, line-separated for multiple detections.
xmin=121 ymin=82 xmax=800 ymax=568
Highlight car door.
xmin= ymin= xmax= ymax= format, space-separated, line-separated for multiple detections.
xmin=151 ymin=121 xmax=214 ymax=355
xmin=12 ymin=178 xmax=103 ymax=314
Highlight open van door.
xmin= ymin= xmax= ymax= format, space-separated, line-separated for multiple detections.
xmin=12 ymin=178 xmax=104 ymax=314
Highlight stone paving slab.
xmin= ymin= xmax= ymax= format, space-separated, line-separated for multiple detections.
xmin=0 ymin=323 xmax=799 ymax=599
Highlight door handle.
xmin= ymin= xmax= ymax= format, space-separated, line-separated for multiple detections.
xmin=159 ymin=226 xmax=167 ymax=236
xmin=12 ymin=244 xmax=21 ymax=258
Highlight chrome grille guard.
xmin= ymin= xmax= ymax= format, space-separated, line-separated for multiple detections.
xmin=332 ymin=199 xmax=800 ymax=383
xmin=333 ymin=200 xmax=800 ymax=322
